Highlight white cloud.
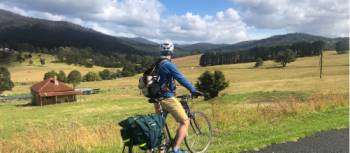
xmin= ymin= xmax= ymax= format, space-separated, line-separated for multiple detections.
xmin=0 ymin=0 xmax=249 ymax=43
xmin=155 ymin=8 xmax=248 ymax=43
xmin=0 ymin=3 xmax=85 ymax=25
xmin=231 ymin=0 xmax=349 ymax=37
xmin=1 ymin=0 xmax=346 ymax=43
xmin=0 ymin=0 xmax=164 ymax=28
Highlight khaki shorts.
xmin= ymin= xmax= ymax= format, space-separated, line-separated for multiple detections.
xmin=160 ymin=97 xmax=188 ymax=123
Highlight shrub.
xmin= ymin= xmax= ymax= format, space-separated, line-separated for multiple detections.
xmin=99 ymin=69 xmax=112 ymax=80
xmin=40 ymin=57 xmax=45 ymax=65
xmin=16 ymin=54 xmax=25 ymax=63
xmin=83 ymin=72 xmax=101 ymax=82
xmin=111 ymin=70 xmax=122 ymax=79
xmin=274 ymin=49 xmax=296 ymax=67
xmin=121 ymin=64 xmax=137 ymax=77
xmin=336 ymin=40 xmax=349 ymax=54
xmin=28 ymin=59 xmax=33 ymax=65
xmin=84 ymin=62 xmax=94 ymax=68
xmin=43 ymin=70 xmax=58 ymax=80
xmin=195 ymin=70 xmax=229 ymax=100
xmin=254 ymin=57 xmax=264 ymax=68
xmin=57 ymin=70 xmax=67 ymax=82
xmin=0 ymin=67 xmax=14 ymax=94
xmin=25 ymin=54 xmax=32 ymax=59
xmin=68 ymin=70 xmax=82 ymax=88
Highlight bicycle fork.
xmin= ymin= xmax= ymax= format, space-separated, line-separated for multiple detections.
xmin=190 ymin=114 xmax=202 ymax=135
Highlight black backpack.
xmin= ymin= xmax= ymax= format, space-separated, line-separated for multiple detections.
xmin=138 ymin=58 xmax=169 ymax=99
xmin=119 ymin=114 xmax=165 ymax=151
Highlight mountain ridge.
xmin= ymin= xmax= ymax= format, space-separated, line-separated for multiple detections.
xmin=208 ymin=33 xmax=347 ymax=52
xmin=0 ymin=9 xmax=148 ymax=56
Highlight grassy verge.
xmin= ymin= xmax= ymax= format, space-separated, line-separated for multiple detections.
xmin=0 ymin=91 xmax=348 ymax=153
xmin=211 ymin=107 xmax=348 ymax=153
xmin=88 ymin=91 xmax=348 ymax=153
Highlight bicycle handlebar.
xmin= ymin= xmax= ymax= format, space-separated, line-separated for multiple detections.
xmin=148 ymin=94 xmax=202 ymax=103
xmin=176 ymin=94 xmax=203 ymax=100
xmin=176 ymin=94 xmax=192 ymax=99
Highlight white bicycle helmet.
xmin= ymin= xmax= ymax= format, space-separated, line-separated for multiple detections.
xmin=160 ymin=40 xmax=174 ymax=56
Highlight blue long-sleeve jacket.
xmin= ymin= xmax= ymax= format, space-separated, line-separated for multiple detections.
xmin=158 ymin=59 xmax=197 ymax=98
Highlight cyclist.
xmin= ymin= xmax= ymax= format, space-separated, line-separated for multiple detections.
xmin=156 ymin=40 xmax=203 ymax=153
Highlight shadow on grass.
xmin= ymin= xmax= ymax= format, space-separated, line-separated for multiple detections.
xmin=50 ymin=60 xmax=62 ymax=63
xmin=264 ymin=65 xmax=349 ymax=69
xmin=15 ymin=102 xmax=34 ymax=107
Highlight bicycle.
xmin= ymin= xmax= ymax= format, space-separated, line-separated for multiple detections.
xmin=150 ymin=94 xmax=212 ymax=153
xmin=122 ymin=94 xmax=212 ymax=153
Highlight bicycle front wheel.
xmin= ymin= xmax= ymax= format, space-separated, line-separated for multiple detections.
xmin=185 ymin=112 xmax=212 ymax=153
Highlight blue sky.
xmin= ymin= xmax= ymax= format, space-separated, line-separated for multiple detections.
xmin=160 ymin=0 xmax=236 ymax=16
xmin=160 ymin=0 xmax=289 ymax=41
xmin=0 ymin=0 xmax=348 ymax=44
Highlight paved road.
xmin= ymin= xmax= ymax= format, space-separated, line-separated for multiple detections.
xmin=242 ymin=128 xmax=349 ymax=153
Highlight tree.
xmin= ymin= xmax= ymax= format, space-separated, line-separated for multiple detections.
xmin=274 ymin=49 xmax=296 ymax=67
xmin=16 ymin=54 xmax=25 ymax=63
xmin=67 ymin=70 xmax=82 ymax=88
xmin=99 ymin=69 xmax=112 ymax=80
xmin=57 ymin=70 xmax=67 ymax=82
xmin=83 ymin=72 xmax=101 ymax=82
xmin=25 ymin=54 xmax=32 ymax=59
xmin=0 ymin=67 xmax=14 ymax=94
xmin=312 ymin=40 xmax=325 ymax=55
xmin=195 ymin=70 xmax=229 ymax=100
xmin=254 ymin=57 xmax=264 ymax=68
xmin=43 ymin=70 xmax=57 ymax=80
xmin=40 ymin=57 xmax=45 ymax=65
xmin=111 ymin=70 xmax=123 ymax=79
xmin=335 ymin=39 xmax=349 ymax=54
xmin=28 ymin=59 xmax=33 ymax=65
xmin=121 ymin=63 xmax=137 ymax=77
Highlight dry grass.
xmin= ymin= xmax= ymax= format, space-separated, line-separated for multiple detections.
xmin=173 ymin=51 xmax=348 ymax=95
xmin=1 ymin=92 xmax=347 ymax=153
xmin=0 ymin=51 xmax=348 ymax=153
xmin=0 ymin=122 xmax=120 ymax=153
xmin=4 ymin=51 xmax=348 ymax=96
xmin=211 ymin=92 xmax=349 ymax=128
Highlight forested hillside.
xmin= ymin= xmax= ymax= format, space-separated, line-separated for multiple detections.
xmin=0 ymin=9 xmax=159 ymax=69
xmin=200 ymin=39 xmax=349 ymax=66
xmin=207 ymin=33 xmax=347 ymax=53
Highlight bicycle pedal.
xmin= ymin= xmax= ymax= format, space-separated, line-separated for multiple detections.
xmin=160 ymin=143 xmax=170 ymax=148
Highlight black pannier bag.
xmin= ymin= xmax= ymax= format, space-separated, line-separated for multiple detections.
xmin=119 ymin=114 xmax=165 ymax=151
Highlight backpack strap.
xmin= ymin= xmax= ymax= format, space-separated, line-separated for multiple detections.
xmin=143 ymin=58 xmax=170 ymax=76
xmin=153 ymin=58 xmax=170 ymax=75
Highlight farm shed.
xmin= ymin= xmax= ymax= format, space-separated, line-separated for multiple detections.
xmin=31 ymin=78 xmax=80 ymax=106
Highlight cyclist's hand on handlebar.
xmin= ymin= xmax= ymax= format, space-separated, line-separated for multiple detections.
xmin=191 ymin=91 xmax=204 ymax=98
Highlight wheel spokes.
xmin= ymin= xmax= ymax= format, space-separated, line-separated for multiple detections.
xmin=185 ymin=112 xmax=212 ymax=153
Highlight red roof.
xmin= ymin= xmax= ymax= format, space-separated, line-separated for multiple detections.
xmin=31 ymin=78 xmax=80 ymax=97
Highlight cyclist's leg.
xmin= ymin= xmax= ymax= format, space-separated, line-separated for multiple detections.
xmin=173 ymin=119 xmax=190 ymax=150
xmin=160 ymin=97 xmax=189 ymax=150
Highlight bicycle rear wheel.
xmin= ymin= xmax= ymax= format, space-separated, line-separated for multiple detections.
xmin=185 ymin=112 xmax=212 ymax=153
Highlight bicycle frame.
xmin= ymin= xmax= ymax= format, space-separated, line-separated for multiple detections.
xmin=121 ymin=95 xmax=210 ymax=153
xmin=156 ymin=102 xmax=174 ymax=152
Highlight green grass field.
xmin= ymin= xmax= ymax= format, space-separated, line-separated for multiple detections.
xmin=0 ymin=51 xmax=348 ymax=153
